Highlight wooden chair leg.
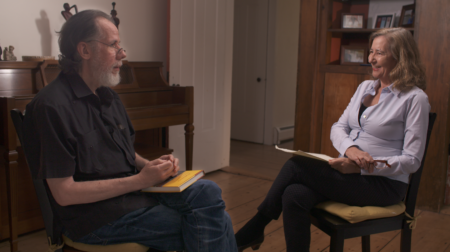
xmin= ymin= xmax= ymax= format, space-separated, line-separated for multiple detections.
xmin=362 ymin=235 xmax=370 ymax=252
xmin=329 ymin=231 xmax=345 ymax=252
xmin=6 ymin=152 xmax=19 ymax=252
xmin=400 ymin=227 xmax=412 ymax=252
xmin=184 ymin=123 xmax=194 ymax=171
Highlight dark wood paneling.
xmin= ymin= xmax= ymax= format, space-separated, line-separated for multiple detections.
xmin=320 ymin=64 xmax=372 ymax=75
xmin=414 ymin=0 xmax=450 ymax=212
xmin=0 ymin=70 xmax=33 ymax=91
xmin=309 ymin=0 xmax=333 ymax=153
xmin=130 ymin=62 xmax=168 ymax=88
xmin=293 ymin=0 xmax=319 ymax=152
xmin=320 ymin=73 xmax=360 ymax=157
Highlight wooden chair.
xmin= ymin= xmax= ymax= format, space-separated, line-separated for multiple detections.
xmin=10 ymin=109 xmax=179 ymax=252
xmin=310 ymin=112 xmax=436 ymax=252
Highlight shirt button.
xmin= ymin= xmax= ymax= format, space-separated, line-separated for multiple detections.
xmin=363 ymin=115 xmax=367 ymax=118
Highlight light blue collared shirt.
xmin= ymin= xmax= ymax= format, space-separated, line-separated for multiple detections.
xmin=330 ymin=80 xmax=430 ymax=183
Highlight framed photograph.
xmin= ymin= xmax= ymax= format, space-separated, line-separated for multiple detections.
xmin=373 ymin=13 xmax=396 ymax=29
xmin=340 ymin=45 xmax=367 ymax=65
xmin=341 ymin=13 xmax=364 ymax=29
xmin=399 ymin=4 xmax=415 ymax=28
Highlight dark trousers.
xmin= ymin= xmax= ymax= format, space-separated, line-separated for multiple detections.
xmin=257 ymin=156 xmax=408 ymax=252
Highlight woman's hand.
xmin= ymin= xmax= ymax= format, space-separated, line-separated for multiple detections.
xmin=345 ymin=146 xmax=375 ymax=173
xmin=329 ymin=158 xmax=361 ymax=174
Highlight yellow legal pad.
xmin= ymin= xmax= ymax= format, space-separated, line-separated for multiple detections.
xmin=142 ymin=170 xmax=205 ymax=193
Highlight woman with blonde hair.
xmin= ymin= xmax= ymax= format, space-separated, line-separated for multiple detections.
xmin=235 ymin=28 xmax=430 ymax=252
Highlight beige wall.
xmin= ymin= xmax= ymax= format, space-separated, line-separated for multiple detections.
xmin=1 ymin=0 xmax=167 ymax=71
xmin=263 ymin=0 xmax=300 ymax=145
xmin=272 ymin=0 xmax=300 ymax=129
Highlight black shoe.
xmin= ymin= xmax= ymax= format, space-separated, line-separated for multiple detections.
xmin=237 ymin=234 xmax=264 ymax=252
xmin=147 ymin=248 xmax=165 ymax=252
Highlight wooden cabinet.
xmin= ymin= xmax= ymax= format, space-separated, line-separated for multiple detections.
xmin=294 ymin=0 xmax=450 ymax=212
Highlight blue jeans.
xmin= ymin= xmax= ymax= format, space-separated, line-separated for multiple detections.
xmin=73 ymin=180 xmax=237 ymax=252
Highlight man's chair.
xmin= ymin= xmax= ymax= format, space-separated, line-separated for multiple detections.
xmin=10 ymin=109 xmax=178 ymax=252
xmin=310 ymin=112 xmax=436 ymax=252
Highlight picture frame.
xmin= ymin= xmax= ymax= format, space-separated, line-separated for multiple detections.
xmin=341 ymin=13 xmax=364 ymax=29
xmin=399 ymin=4 xmax=415 ymax=28
xmin=340 ymin=45 xmax=367 ymax=65
xmin=373 ymin=13 xmax=396 ymax=29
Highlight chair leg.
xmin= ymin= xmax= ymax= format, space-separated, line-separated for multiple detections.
xmin=329 ymin=231 xmax=345 ymax=252
xmin=361 ymin=235 xmax=370 ymax=252
xmin=400 ymin=227 xmax=412 ymax=252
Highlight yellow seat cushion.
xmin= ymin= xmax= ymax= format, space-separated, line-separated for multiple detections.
xmin=62 ymin=235 xmax=149 ymax=252
xmin=314 ymin=201 xmax=406 ymax=223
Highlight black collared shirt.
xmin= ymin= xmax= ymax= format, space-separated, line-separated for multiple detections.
xmin=23 ymin=72 xmax=158 ymax=240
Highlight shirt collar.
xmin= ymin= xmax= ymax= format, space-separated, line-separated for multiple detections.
xmin=96 ymin=87 xmax=114 ymax=107
xmin=64 ymin=72 xmax=114 ymax=107
xmin=65 ymin=72 xmax=96 ymax=99
xmin=388 ymin=83 xmax=401 ymax=97
xmin=367 ymin=80 xmax=401 ymax=97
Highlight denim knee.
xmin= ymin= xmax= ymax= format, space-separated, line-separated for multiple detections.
xmin=192 ymin=179 xmax=222 ymax=194
xmin=188 ymin=179 xmax=224 ymax=206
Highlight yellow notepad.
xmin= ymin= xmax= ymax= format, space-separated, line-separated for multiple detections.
xmin=142 ymin=170 xmax=205 ymax=193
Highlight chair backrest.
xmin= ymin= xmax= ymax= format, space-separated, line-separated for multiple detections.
xmin=10 ymin=109 xmax=64 ymax=249
xmin=404 ymin=113 xmax=436 ymax=215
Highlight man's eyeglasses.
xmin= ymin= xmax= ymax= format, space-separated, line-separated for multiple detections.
xmin=88 ymin=40 xmax=126 ymax=55
xmin=373 ymin=160 xmax=391 ymax=169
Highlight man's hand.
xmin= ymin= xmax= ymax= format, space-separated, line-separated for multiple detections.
xmin=158 ymin=154 xmax=180 ymax=177
xmin=138 ymin=158 xmax=175 ymax=187
xmin=345 ymin=146 xmax=375 ymax=173
xmin=329 ymin=158 xmax=362 ymax=174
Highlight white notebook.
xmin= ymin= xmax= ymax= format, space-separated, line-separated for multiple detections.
xmin=275 ymin=145 xmax=334 ymax=162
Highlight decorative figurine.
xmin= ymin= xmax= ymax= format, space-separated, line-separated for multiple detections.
xmin=61 ymin=3 xmax=78 ymax=21
xmin=3 ymin=47 xmax=9 ymax=61
xmin=111 ymin=2 xmax=120 ymax=28
xmin=9 ymin=46 xmax=17 ymax=61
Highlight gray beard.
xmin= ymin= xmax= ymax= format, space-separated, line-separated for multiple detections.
xmin=99 ymin=69 xmax=121 ymax=87
xmin=90 ymin=54 xmax=121 ymax=88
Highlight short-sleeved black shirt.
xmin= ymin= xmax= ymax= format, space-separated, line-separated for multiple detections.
xmin=23 ymin=72 xmax=158 ymax=240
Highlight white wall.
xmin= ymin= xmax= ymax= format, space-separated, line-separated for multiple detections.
xmin=0 ymin=0 xmax=167 ymax=71
xmin=263 ymin=0 xmax=300 ymax=145
xmin=273 ymin=0 xmax=300 ymax=128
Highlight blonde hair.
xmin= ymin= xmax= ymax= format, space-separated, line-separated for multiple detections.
xmin=369 ymin=28 xmax=426 ymax=91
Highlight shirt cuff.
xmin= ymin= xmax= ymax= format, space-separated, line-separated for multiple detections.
xmin=339 ymin=138 xmax=356 ymax=156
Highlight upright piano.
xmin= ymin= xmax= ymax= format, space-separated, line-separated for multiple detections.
xmin=0 ymin=60 xmax=194 ymax=251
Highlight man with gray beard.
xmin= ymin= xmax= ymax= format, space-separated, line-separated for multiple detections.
xmin=22 ymin=10 xmax=237 ymax=252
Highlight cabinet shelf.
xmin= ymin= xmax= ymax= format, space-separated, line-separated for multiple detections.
xmin=320 ymin=64 xmax=371 ymax=75
xmin=328 ymin=28 xmax=414 ymax=33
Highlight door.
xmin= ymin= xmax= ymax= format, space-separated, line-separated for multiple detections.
xmin=169 ymin=0 xmax=234 ymax=173
xmin=231 ymin=0 xmax=269 ymax=144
